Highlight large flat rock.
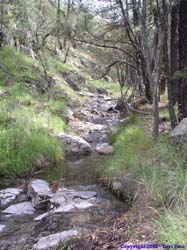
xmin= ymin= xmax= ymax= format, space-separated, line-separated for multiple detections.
xmin=54 ymin=204 xmax=75 ymax=213
xmin=34 ymin=212 xmax=49 ymax=221
xmin=2 ymin=202 xmax=35 ymax=216
xmin=34 ymin=187 xmax=96 ymax=221
xmin=34 ymin=199 xmax=95 ymax=221
xmin=96 ymin=143 xmax=114 ymax=155
xmin=58 ymin=133 xmax=92 ymax=158
xmin=33 ymin=229 xmax=78 ymax=250
xmin=68 ymin=191 xmax=97 ymax=199
xmin=0 ymin=225 xmax=6 ymax=233
xmin=50 ymin=188 xmax=96 ymax=207
xmin=54 ymin=200 xmax=94 ymax=213
xmin=0 ymin=188 xmax=23 ymax=207
xmin=170 ymin=118 xmax=187 ymax=145
xmin=28 ymin=179 xmax=53 ymax=209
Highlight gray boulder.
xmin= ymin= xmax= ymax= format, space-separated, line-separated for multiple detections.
xmin=96 ymin=143 xmax=114 ymax=155
xmin=34 ymin=212 xmax=49 ymax=221
xmin=53 ymin=199 xmax=94 ymax=213
xmin=2 ymin=202 xmax=35 ymax=216
xmin=0 ymin=188 xmax=23 ymax=207
xmin=62 ymin=71 xmax=87 ymax=91
xmin=20 ymin=46 xmax=36 ymax=59
xmin=27 ymin=179 xmax=53 ymax=209
xmin=33 ymin=230 xmax=78 ymax=250
xmin=0 ymin=225 xmax=6 ymax=233
xmin=50 ymin=189 xmax=96 ymax=207
xmin=170 ymin=118 xmax=187 ymax=145
xmin=58 ymin=134 xmax=92 ymax=158
xmin=80 ymin=58 xmax=95 ymax=69
xmin=34 ymin=188 xmax=96 ymax=220
xmin=68 ymin=190 xmax=97 ymax=199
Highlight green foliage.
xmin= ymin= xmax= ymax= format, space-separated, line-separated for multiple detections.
xmin=104 ymin=118 xmax=187 ymax=243
xmin=105 ymin=123 xmax=187 ymax=207
xmin=0 ymin=47 xmax=37 ymax=85
xmin=105 ymin=124 xmax=154 ymax=175
xmin=0 ymin=113 xmax=63 ymax=177
xmin=0 ymin=47 xmax=67 ymax=177
xmin=46 ymin=56 xmax=72 ymax=74
xmin=158 ymin=209 xmax=187 ymax=245
xmin=53 ymin=239 xmax=73 ymax=250
xmin=88 ymin=80 xmax=121 ymax=97
xmin=173 ymin=70 xmax=187 ymax=79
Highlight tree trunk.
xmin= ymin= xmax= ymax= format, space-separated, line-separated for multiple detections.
xmin=57 ymin=0 xmax=62 ymax=50
xmin=168 ymin=2 xmax=179 ymax=128
xmin=131 ymin=0 xmax=152 ymax=102
xmin=178 ymin=0 xmax=187 ymax=120
xmin=0 ymin=0 xmax=4 ymax=49
xmin=63 ymin=0 xmax=71 ymax=50
xmin=153 ymin=76 xmax=159 ymax=137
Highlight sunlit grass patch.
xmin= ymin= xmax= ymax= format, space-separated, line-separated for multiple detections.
xmin=88 ymin=80 xmax=121 ymax=96
xmin=0 ymin=47 xmax=38 ymax=85
xmin=157 ymin=209 xmax=187 ymax=245
xmin=103 ymin=125 xmax=154 ymax=175
xmin=0 ymin=112 xmax=63 ymax=177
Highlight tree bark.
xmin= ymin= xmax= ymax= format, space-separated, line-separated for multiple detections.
xmin=0 ymin=0 xmax=4 ymax=49
xmin=168 ymin=1 xmax=179 ymax=128
xmin=178 ymin=0 xmax=187 ymax=120
xmin=57 ymin=0 xmax=62 ymax=50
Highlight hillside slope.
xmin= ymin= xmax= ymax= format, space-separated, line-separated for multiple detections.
xmin=0 ymin=46 xmax=119 ymax=177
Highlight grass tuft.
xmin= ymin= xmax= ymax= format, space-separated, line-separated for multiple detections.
xmin=158 ymin=209 xmax=187 ymax=245
xmin=0 ymin=47 xmax=68 ymax=177
xmin=0 ymin=113 xmax=63 ymax=177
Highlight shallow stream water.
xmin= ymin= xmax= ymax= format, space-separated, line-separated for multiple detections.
xmin=0 ymin=154 xmax=126 ymax=250
xmin=0 ymin=93 xmax=127 ymax=250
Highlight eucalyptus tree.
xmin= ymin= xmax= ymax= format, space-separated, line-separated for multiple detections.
xmin=74 ymin=0 xmax=187 ymax=134
xmin=177 ymin=0 xmax=187 ymax=121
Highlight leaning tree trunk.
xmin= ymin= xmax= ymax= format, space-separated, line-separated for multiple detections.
xmin=178 ymin=0 xmax=187 ymax=120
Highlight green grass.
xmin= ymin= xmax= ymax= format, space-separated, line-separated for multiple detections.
xmin=0 ymin=47 xmax=38 ymax=86
xmin=46 ymin=56 xmax=72 ymax=75
xmin=104 ymin=122 xmax=154 ymax=175
xmin=0 ymin=47 xmax=69 ymax=177
xmin=103 ymin=116 xmax=187 ymax=243
xmin=104 ymin=118 xmax=187 ymax=206
xmin=0 ymin=86 xmax=66 ymax=176
xmin=158 ymin=209 xmax=187 ymax=245
xmin=0 ymin=112 xmax=63 ymax=177
xmin=88 ymin=80 xmax=121 ymax=97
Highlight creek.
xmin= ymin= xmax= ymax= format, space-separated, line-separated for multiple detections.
xmin=0 ymin=93 xmax=127 ymax=250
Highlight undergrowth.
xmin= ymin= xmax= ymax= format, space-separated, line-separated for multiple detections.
xmin=103 ymin=116 xmax=187 ymax=244
xmin=0 ymin=47 xmax=68 ymax=177
xmin=0 ymin=47 xmax=38 ymax=85
xmin=0 ymin=114 xmax=63 ymax=176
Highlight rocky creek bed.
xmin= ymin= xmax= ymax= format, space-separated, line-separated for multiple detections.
xmin=0 ymin=92 xmax=128 ymax=250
